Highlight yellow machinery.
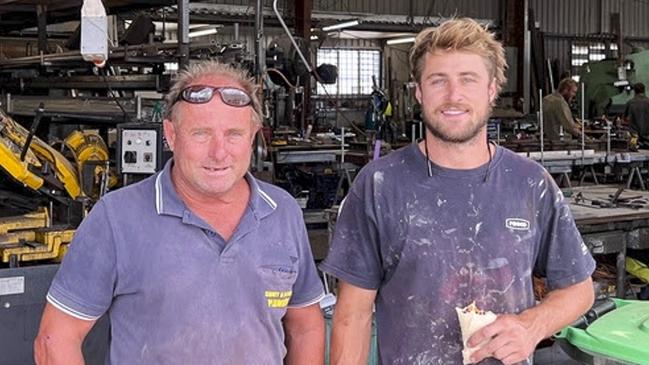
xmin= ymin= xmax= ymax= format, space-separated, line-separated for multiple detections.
xmin=0 ymin=208 xmax=74 ymax=266
xmin=0 ymin=107 xmax=113 ymax=266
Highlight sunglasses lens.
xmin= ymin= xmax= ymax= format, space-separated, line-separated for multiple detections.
xmin=220 ymin=88 xmax=251 ymax=107
xmin=181 ymin=86 xmax=213 ymax=103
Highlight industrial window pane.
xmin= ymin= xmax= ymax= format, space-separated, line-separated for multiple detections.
xmin=316 ymin=49 xmax=381 ymax=96
xmin=571 ymin=41 xmax=618 ymax=77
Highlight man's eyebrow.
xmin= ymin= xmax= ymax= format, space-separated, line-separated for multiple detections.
xmin=458 ymin=71 xmax=481 ymax=77
xmin=424 ymin=72 xmax=448 ymax=80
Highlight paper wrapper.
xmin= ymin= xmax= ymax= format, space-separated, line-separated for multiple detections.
xmin=455 ymin=302 xmax=497 ymax=364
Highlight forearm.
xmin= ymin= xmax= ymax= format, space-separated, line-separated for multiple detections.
xmin=34 ymin=334 xmax=85 ymax=365
xmin=519 ymin=277 xmax=594 ymax=341
xmin=284 ymin=318 xmax=325 ymax=365
xmin=561 ymin=118 xmax=581 ymax=137
xmin=34 ymin=304 xmax=94 ymax=365
xmin=330 ymin=308 xmax=373 ymax=365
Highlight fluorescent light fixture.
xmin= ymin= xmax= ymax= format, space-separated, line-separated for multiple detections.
xmin=310 ymin=35 xmax=319 ymax=40
xmin=322 ymin=20 xmax=360 ymax=32
xmin=188 ymin=28 xmax=218 ymax=38
xmin=386 ymin=37 xmax=416 ymax=45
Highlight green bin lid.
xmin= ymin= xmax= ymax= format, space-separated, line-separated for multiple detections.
xmin=557 ymin=299 xmax=649 ymax=365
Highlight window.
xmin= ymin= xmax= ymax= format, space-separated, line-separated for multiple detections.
xmin=571 ymin=42 xmax=618 ymax=80
xmin=316 ymin=49 xmax=381 ymax=96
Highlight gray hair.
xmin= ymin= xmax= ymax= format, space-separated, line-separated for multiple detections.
xmin=164 ymin=60 xmax=262 ymax=126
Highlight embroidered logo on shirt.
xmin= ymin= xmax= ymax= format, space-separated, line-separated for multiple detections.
xmin=505 ymin=218 xmax=530 ymax=231
xmin=265 ymin=290 xmax=293 ymax=308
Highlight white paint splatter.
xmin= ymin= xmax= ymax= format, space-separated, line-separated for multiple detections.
xmin=444 ymin=228 xmax=457 ymax=235
xmin=373 ymin=171 xmax=384 ymax=185
xmin=412 ymin=238 xmax=433 ymax=246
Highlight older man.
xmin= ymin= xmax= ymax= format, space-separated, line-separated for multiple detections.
xmin=34 ymin=61 xmax=325 ymax=365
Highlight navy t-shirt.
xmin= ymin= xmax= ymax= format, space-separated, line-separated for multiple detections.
xmin=320 ymin=143 xmax=595 ymax=365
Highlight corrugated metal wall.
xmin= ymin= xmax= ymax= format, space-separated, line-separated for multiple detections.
xmin=198 ymin=0 xmax=501 ymax=19
xmin=313 ymin=0 xmax=501 ymax=18
xmin=189 ymin=1 xmax=649 ymax=94
xmin=531 ymin=0 xmax=649 ymax=35
xmin=531 ymin=0 xmax=649 ymax=77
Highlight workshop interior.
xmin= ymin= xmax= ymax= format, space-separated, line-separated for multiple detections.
xmin=1 ymin=0 xmax=649 ymax=364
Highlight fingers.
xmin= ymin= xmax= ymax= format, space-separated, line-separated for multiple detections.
xmin=470 ymin=333 xmax=512 ymax=363
xmin=468 ymin=315 xmax=511 ymax=347
xmin=467 ymin=315 xmax=536 ymax=364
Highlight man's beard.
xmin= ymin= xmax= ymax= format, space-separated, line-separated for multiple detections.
xmin=422 ymin=104 xmax=491 ymax=144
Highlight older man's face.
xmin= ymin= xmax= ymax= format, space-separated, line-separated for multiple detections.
xmin=164 ymin=75 xmax=258 ymax=201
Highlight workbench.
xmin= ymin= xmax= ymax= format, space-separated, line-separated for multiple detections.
xmin=569 ymin=185 xmax=649 ymax=297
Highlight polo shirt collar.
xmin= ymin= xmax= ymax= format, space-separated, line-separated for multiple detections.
xmin=154 ymin=159 xmax=276 ymax=220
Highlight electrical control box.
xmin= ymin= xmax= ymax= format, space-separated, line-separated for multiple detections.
xmin=116 ymin=122 xmax=165 ymax=176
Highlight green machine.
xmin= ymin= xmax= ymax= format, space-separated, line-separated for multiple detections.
xmin=579 ymin=49 xmax=649 ymax=118
xmin=556 ymin=298 xmax=649 ymax=365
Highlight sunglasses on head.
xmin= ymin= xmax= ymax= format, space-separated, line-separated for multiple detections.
xmin=177 ymin=85 xmax=252 ymax=107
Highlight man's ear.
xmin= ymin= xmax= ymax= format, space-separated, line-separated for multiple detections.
xmin=251 ymin=124 xmax=261 ymax=145
xmin=415 ymin=83 xmax=423 ymax=104
xmin=488 ymin=78 xmax=497 ymax=104
xmin=163 ymin=119 xmax=176 ymax=152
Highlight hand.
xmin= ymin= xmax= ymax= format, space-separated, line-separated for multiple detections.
xmin=467 ymin=313 xmax=543 ymax=365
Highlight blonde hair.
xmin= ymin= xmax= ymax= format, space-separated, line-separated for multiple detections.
xmin=409 ymin=18 xmax=507 ymax=95
xmin=165 ymin=60 xmax=262 ymax=126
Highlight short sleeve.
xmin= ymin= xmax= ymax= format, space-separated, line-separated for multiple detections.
xmin=534 ymin=174 xmax=596 ymax=290
xmin=288 ymin=213 xmax=325 ymax=307
xmin=47 ymin=201 xmax=117 ymax=320
xmin=319 ymin=177 xmax=383 ymax=290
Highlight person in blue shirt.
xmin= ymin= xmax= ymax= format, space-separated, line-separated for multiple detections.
xmin=35 ymin=61 xmax=325 ymax=365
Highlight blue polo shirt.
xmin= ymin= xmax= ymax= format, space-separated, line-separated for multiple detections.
xmin=47 ymin=160 xmax=325 ymax=364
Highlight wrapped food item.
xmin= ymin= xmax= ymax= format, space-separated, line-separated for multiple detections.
xmin=455 ymin=301 xmax=498 ymax=364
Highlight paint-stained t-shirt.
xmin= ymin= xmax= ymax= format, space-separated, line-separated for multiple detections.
xmin=47 ymin=160 xmax=324 ymax=365
xmin=320 ymin=143 xmax=595 ymax=365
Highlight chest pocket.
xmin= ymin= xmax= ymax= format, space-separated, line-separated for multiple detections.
xmin=259 ymin=264 xmax=297 ymax=308
xmin=255 ymin=238 xmax=299 ymax=309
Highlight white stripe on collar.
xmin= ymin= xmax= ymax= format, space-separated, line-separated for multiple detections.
xmin=155 ymin=171 xmax=164 ymax=215
xmin=257 ymin=186 xmax=277 ymax=210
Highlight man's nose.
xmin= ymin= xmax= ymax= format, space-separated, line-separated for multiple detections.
xmin=445 ymin=80 xmax=464 ymax=102
xmin=207 ymin=135 xmax=227 ymax=159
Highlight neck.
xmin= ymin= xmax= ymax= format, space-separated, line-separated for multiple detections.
xmin=419 ymin=130 xmax=492 ymax=169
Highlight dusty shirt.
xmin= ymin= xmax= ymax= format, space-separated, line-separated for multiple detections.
xmin=624 ymin=93 xmax=649 ymax=138
xmin=543 ymin=92 xmax=578 ymax=140
xmin=48 ymin=160 xmax=324 ymax=365
xmin=320 ymin=143 xmax=595 ymax=365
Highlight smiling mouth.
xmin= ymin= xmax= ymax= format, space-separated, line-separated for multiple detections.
xmin=203 ymin=166 xmax=229 ymax=172
xmin=441 ymin=108 xmax=469 ymax=116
